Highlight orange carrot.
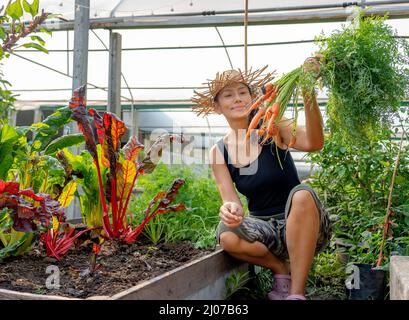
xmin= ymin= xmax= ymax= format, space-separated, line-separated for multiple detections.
xmin=262 ymin=86 xmax=275 ymax=99
xmin=264 ymin=83 xmax=274 ymax=93
xmin=258 ymin=128 xmax=267 ymax=136
xmin=272 ymin=102 xmax=280 ymax=116
xmin=245 ymin=96 xmax=263 ymax=115
xmin=245 ymin=85 xmax=276 ymax=115
xmin=265 ymin=106 xmax=273 ymax=120
xmin=267 ymin=114 xmax=278 ymax=136
xmin=265 ymin=91 xmax=277 ymax=105
xmin=271 ymin=125 xmax=279 ymax=137
xmin=246 ymin=108 xmax=266 ymax=140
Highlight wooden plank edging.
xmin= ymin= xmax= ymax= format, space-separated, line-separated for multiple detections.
xmin=111 ymin=248 xmax=247 ymax=300
xmin=0 ymin=288 xmax=79 ymax=300
xmin=0 ymin=248 xmax=247 ymax=300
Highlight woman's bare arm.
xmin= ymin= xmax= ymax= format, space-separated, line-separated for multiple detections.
xmin=209 ymin=145 xmax=244 ymax=227
xmin=209 ymin=145 xmax=243 ymax=206
xmin=278 ymin=90 xmax=324 ymax=152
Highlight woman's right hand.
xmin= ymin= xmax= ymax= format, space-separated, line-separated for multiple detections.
xmin=219 ymin=202 xmax=244 ymax=228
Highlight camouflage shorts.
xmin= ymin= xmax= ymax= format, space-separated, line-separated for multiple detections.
xmin=215 ymin=184 xmax=333 ymax=261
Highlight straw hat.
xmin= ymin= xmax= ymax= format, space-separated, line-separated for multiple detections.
xmin=191 ymin=65 xmax=275 ymax=116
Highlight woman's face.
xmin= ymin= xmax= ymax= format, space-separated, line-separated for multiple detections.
xmin=214 ymin=82 xmax=252 ymax=119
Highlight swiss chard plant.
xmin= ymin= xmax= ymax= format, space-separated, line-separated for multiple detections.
xmin=0 ymin=178 xmax=90 ymax=261
xmin=56 ymin=146 xmax=106 ymax=229
xmin=0 ymin=208 xmax=34 ymax=261
xmin=68 ymin=85 xmax=187 ymax=243
xmin=0 ymin=179 xmax=62 ymax=232
xmin=40 ymin=215 xmax=90 ymax=261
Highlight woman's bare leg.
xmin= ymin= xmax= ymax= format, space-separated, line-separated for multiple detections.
xmin=285 ymin=190 xmax=320 ymax=295
xmin=220 ymin=231 xmax=289 ymax=274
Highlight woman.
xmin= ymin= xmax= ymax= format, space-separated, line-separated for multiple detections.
xmin=192 ymin=60 xmax=332 ymax=300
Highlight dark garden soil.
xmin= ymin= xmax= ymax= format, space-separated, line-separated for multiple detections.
xmin=0 ymin=239 xmax=213 ymax=299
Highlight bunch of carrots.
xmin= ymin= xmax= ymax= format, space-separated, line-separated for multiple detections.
xmin=245 ymin=67 xmax=305 ymax=149
xmin=248 ymin=10 xmax=409 ymax=147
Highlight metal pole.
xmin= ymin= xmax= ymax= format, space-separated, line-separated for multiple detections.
xmin=66 ymin=30 xmax=70 ymax=75
xmin=67 ymin=0 xmax=89 ymax=221
xmin=110 ymin=0 xmax=127 ymax=18
xmin=132 ymin=107 xmax=139 ymax=140
xmin=72 ymin=0 xmax=89 ymax=93
xmin=67 ymin=0 xmax=89 ymax=136
xmin=90 ymin=29 xmax=135 ymax=135
xmin=33 ymin=108 xmax=43 ymax=123
xmin=108 ymin=31 xmax=122 ymax=118
xmin=9 ymin=110 xmax=17 ymax=126
xmin=67 ymin=0 xmax=89 ymax=137
xmin=12 ymin=36 xmax=409 ymax=52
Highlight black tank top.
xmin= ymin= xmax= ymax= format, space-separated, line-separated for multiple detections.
xmin=217 ymin=139 xmax=300 ymax=216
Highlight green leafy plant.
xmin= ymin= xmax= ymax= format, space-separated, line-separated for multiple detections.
xmin=29 ymin=106 xmax=81 ymax=151
xmin=0 ymin=106 xmax=84 ymax=198
xmin=56 ymin=146 xmax=106 ymax=229
xmin=0 ymin=102 xmax=86 ymax=201
xmin=142 ymin=214 xmax=166 ymax=245
xmin=318 ymin=10 xmax=409 ymax=142
xmin=225 ymin=270 xmax=251 ymax=300
xmin=129 ymin=163 xmax=222 ymax=248
xmin=0 ymin=123 xmax=24 ymax=180
xmin=0 ymin=0 xmax=51 ymax=124
xmin=306 ymin=250 xmax=348 ymax=300
xmin=1 ymin=0 xmax=49 ymax=55
xmin=0 ymin=72 xmax=16 ymax=124
xmin=308 ymin=124 xmax=409 ymax=267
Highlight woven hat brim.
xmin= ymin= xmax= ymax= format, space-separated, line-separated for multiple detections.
xmin=191 ymin=65 xmax=275 ymax=117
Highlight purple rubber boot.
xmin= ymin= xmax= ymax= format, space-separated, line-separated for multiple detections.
xmin=267 ymin=274 xmax=291 ymax=300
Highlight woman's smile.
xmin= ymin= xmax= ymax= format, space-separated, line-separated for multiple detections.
xmin=231 ymin=105 xmax=246 ymax=111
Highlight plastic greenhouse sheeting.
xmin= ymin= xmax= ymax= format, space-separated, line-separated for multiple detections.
xmin=33 ymin=1 xmax=391 ymax=19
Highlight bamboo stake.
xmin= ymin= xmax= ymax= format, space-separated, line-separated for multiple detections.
xmin=376 ymin=131 xmax=405 ymax=267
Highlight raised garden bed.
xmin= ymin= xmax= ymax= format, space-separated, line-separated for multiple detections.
xmin=0 ymin=240 xmax=247 ymax=300
xmin=390 ymin=256 xmax=409 ymax=300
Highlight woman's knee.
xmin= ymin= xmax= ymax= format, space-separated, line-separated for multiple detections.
xmin=219 ymin=231 xmax=240 ymax=252
xmin=290 ymin=190 xmax=319 ymax=219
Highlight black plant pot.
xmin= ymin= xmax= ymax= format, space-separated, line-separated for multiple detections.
xmin=347 ymin=263 xmax=387 ymax=300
